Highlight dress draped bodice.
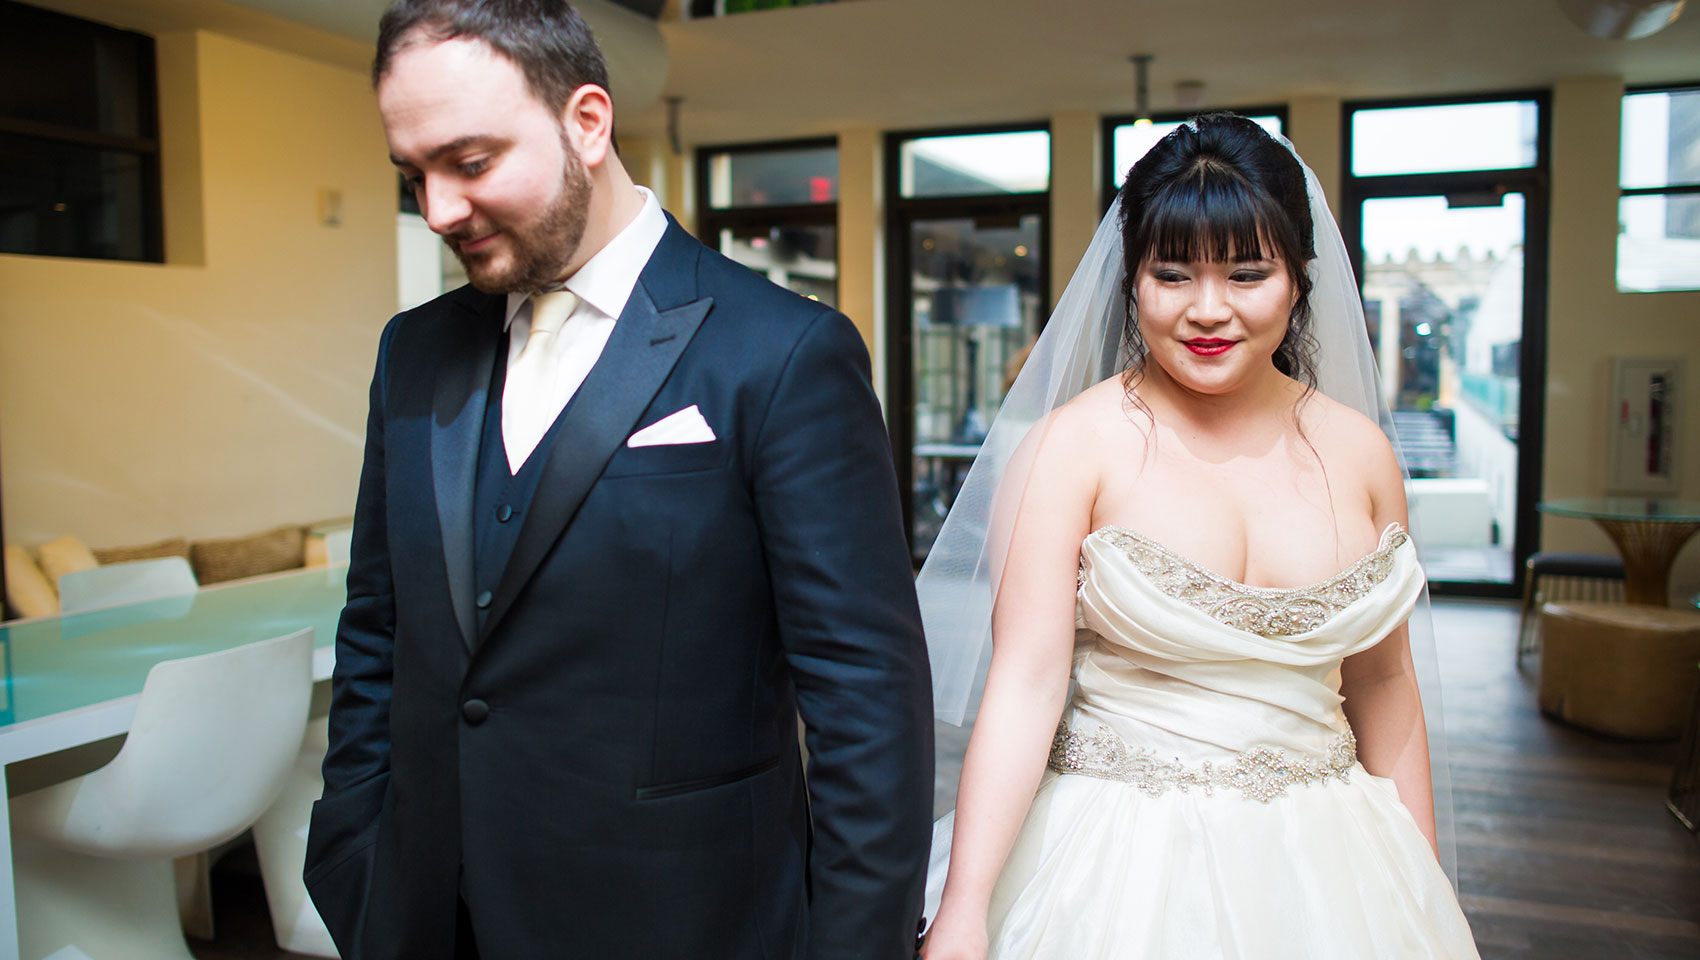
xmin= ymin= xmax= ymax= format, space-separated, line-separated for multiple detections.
xmin=1058 ymin=524 xmax=1422 ymax=797
xmin=924 ymin=523 xmax=1480 ymax=958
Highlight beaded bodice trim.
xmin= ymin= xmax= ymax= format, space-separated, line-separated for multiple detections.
xmin=1048 ymin=721 xmax=1357 ymax=803
xmin=1080 ymin=525 xmax=1408 ymax=637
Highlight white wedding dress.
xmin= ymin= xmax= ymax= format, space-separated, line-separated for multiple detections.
xmin=926 ymin=523 xmax=1479 ymax=959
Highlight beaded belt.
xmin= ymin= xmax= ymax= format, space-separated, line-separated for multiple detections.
xmin=1047 ymin=721 xmax=1358 ymax=803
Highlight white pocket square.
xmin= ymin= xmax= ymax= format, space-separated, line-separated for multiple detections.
xmin=627 ymin=405 xmax=717 ymax=447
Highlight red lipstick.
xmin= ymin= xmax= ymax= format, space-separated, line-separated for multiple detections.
xmin=1185 ymin=339 xmax=1235 ymax=356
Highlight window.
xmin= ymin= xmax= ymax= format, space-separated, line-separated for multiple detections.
xmin=898 ymin=130 xmax=1051 ymax=198
xmin=1103 ymin=109 xmax=1286 ymax=204
xmin=1350 ymin=100 xmax=1538 ymax=177
xmin=886 ymin=125 xmax=1050 ymax=564
xmin=696 ymin=139 xmax=839 ymax=306
xmin=0 ymin=0 xmax=162 ymax=262
xmin=1619 ymin=85 xmax=1700 ymax=293
xmin=1342 ymin=93 xmax=1551 ymax=596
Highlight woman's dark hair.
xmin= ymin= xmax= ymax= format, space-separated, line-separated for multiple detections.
xmin=1115 ymin=114 xmax=1317 ymax=392
xmin=373 ymin=0 xmax=613 ymax=143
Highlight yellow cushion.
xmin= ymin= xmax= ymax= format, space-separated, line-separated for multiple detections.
xmin=190 ymin=524 xmax=306 ymax=585
xmin=93 ymin=536 xmax=191 ymax=565
xmin=4 ymin=545 xmax=59 ymax=619
xmin=37 ymin=536 xmax=99 ymax=587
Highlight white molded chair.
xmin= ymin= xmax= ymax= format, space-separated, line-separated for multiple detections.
xmin=56 ymin=556 xmax=198 ymax=613
xmin=9 ymin=628 xmax=314 ymax=960
xmin=251 ymin=714 xmax=339 ymax=956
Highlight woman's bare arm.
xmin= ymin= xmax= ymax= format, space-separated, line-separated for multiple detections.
xmin=923 ymin=410 xmax=1100 ymax=959
xmin=1339 ymin=427 xmax=1437 ymax=856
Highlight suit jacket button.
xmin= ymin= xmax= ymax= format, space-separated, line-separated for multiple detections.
xmin=462 ymin=699 xmax=489 ymax=724
xmin=475 ymin=590 xmax=493 ymax=609
xmin=496 ymin=504 xmax=513 ymax=523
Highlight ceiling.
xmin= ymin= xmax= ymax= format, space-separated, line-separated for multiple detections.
xmin=630 ymin=0 xmax=1700 ymax=142
xmin=25 ymin=0 xmax=1700 ymax=144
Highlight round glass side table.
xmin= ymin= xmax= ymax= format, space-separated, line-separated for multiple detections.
xmin=1537 ymin=498 xmax=1700 ymax=606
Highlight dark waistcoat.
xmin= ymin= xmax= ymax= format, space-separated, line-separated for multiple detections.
xmin=471 ymin=346 xmax=573 ymax=640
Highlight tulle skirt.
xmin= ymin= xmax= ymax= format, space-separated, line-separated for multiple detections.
xmin=925 ymin=767 xmax=1478 ymax=959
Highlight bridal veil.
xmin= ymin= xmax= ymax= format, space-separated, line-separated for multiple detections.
xmin=914 ymin=124 xmax=1459 ymax=881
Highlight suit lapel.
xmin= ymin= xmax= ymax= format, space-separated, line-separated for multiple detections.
xmin=480 ymin=231 xmax=712 ymax=644
xmin=431 ymin=292 xmax=503 ymax=652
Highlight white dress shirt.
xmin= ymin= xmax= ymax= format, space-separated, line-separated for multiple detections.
xmin=500 ymin=186 xmax=668 ymax=473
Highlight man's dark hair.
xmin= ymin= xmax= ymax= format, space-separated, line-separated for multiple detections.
xmin=373 ymin=0 xmax=612 ymax=121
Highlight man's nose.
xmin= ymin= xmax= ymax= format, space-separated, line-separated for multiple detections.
xmin=421 ymin=178 xmax=472 ymax=235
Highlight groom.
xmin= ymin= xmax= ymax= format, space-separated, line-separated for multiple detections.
xmin=303 ymin=2 xmax=933 ymax=957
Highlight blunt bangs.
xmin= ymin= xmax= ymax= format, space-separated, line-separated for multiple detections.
xmin=1133 ymin=161 xmax=1296 ymax=268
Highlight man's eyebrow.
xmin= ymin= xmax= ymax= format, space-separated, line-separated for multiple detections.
xmin=390 ymin=134 xmax=498 ymax=167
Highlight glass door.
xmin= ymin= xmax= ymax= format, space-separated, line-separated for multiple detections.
xmin=1360 ymin=193 xmax=1527 ymax=585
xmin=885 ymin=125 xmax=1051 ymax=565
xmin=1344 ymin=95 xmax=1550 ymax=595
xmin=906 ymin=214 xmax=1044 ymax=560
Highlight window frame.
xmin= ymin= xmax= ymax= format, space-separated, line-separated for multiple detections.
xmin=1340 ymin=89 xmax=1553 ymax=599
xmin=695 ymin=136 xmax=840 ymax=233
xmin=1618 ymin=81 xmax=1700 ymax=294
xmin=884 ymin=120 xmax=1053 ymax=563
xmin=694 ymin=136 xmax=840 ymax=304
xmin=0 ymin=1 xmax=164 ymax=263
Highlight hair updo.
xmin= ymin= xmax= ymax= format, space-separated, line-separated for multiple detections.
xmin=1115 ymin=114 xmax=1318 ymax=392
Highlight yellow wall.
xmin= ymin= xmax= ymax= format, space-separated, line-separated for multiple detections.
xmin=836 ymin=126 xmax=883 ymax=393
xmin=0 ymin=30 xmax=396 ymax=548
xmin=1545 ymin=77 xmax=1700 ymax=602
xmin=1048 ymin=111 xmax=1102 ymax=312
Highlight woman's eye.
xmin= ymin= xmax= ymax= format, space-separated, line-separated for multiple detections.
xmin=1232 ymin=271 xmax=1269 ymax=283
xmin=1153 ymin=270 xmax=1187 ymax=283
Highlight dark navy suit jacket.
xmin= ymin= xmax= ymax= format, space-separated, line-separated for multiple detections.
xmin=304 ymin=218 xmax=933 ymax=959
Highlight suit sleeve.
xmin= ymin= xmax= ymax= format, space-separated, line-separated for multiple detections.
xmin=751 ymin=310 xmax=934 ymax=960
xmin=308 ymin=316 xmax=400 ymax=873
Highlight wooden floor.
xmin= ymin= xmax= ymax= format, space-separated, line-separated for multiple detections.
xmin=1436 ymin=600 xmax=1700 ymax=959
xmin=191 ymin=599 xmax=1699 ymax=959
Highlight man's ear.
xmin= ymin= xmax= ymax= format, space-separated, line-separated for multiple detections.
xmin=560 ymin=84 xmax=615 ymax=168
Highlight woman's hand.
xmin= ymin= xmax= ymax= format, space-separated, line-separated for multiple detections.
xmin=918 ymin=907 xmax=989 ymax=960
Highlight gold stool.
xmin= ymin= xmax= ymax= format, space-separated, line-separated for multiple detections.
xmin=1537 ymin=602 xmax=1700 ymax=740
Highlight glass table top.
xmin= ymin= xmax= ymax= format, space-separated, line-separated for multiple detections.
xmin=0 ymin=565 xmax=346 ymax=730
xmin=1537 ymin=497 xmax=1700 ymax=523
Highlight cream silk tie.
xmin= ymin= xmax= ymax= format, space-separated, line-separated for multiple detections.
xmin=501 ymin=289 xmax=580 ymax=473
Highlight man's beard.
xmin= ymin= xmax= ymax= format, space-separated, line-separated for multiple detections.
xmin=449 ymin=141 xmax=592 ymax=295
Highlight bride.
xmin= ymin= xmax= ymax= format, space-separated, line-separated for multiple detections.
xmin=917 ymin=115 xmax=1479 ymax=959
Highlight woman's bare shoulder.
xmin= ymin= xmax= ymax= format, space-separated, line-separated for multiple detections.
xmin=1028 ymin=376 xmax=1135 ymax=465
xmin=1296 ymin=387 xmax=1405 ymax=508
xmin=1298 ymin=389 xmax=1392 ymax=458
